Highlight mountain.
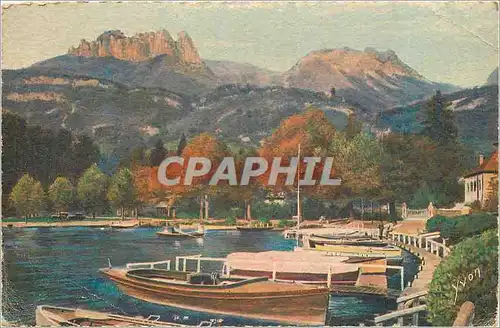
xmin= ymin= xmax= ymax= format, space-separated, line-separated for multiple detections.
xmin=69 ymin=29 xmax=202 ymax=66
xmin=33 ymin=30 xmax=215 ymax=96
xmin=282 ymin=47 xmax=458 ymax=116
xmin=486 ymin=68 xmax=498 ymax=85
xmin=2 ymin=69 xmax=193 ymax=156
xmin=166 ymin=84 xmax=352 ymax=146
xmin=2 ymin=69 xmax=354 ymax=155
xmin=205 ymin=60 xmax=281 ymax=86
xmin=376 ymin=85 xmax=498 ymax=154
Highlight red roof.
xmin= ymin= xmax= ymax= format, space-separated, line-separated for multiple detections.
xmin=464 ymin=150 xmax=498 ymax=178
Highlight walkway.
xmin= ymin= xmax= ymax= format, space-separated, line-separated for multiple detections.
xmin=391 ymin=240 xmax=441 ymax=296
xmin=374 ymin=230 xmax=449 ymax=325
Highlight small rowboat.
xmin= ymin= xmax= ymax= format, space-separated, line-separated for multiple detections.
xmin=35 ymin=305 xmax=216 ymax=326
xmin=236 ymin=226 xmax=274 ymax=231
xmin=109 ymin=221 xmax=139 ymax=229
xmin=156 ymin=226 xmax=205 ymax=238
xmin=100 ymin=267 xmax=329 ymax=325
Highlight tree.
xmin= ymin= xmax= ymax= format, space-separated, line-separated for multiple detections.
xmin=421 ymin=90 xmax=457 ymax=144
xmin=77 ymin=164 xmax=107 ymax=219
xmin=427 ymin=229 xmax=498 ymax=326
xmin=150 ymin=139 xmax=167 ymax=166
xmin=181 ymin=133 xmax=230 ymax=220
xmin=327 ymin=131 xmax=383 ymax=217
xmin=344 ymin=113 xmax=362 ymax=139
xmin=330 ymin=87 xmax=336 ymax=98
xmin=107 ymin=168 xmax=138 ymax=220
xmin=483 ymin=176 xmax=498 ymax=211
xmin=9 ymin=174 xmax=46 ymax=222
xmin=49 ymin=177 xmax=75 ymax=214
xmin=378 ymin=133 xmax=436 ymax=219
xmin=176 ymin=133 xmax=187 ymax=156
xmin=70 ymin=134 xmax=101 ymax=180
xmin=259 ymin=108 xmax=337 ymax=196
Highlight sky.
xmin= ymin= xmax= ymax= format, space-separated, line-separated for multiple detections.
xmin=2 ymin=1 xmax=499 ymax=87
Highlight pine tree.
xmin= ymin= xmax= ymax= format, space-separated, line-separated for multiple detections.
xmin=176 ymin=133 xmax=187 ymax=156
xmin=421 ymin=90 xmax=457 ymax=145
xmin=150 ymin=139 xmax=167 ymax=166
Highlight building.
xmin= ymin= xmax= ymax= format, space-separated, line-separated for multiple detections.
xmin=463 ymin=150 xmax=498 ymax=206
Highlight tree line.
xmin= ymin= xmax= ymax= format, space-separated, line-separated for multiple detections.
xmin=5 ymin=91 xmax=477 ymax=221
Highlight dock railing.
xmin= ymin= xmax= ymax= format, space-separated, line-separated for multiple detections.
xmin=174 ymin=254 xmax=404 ymax=291
xmin=374 ymin=290 xmax=428 ymax=326
xmin=126 ymin=259 xmax=171 ymax=270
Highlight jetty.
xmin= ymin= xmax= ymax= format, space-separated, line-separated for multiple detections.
xmin=374 ymin=228 xmax=450 ymax=326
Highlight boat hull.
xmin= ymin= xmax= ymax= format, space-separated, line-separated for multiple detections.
xmin=156 ymin=231 xmax=204 ymax=238
xmin=101 ymin=268 xmax=328 ymax=326
xmin=236 ymin=227 xmax=274 ymax=231
xmin=35 ymin=305 xmax=181 ymax=326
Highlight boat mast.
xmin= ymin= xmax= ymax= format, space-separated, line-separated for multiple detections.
xmin=296 ymin=143 xmax=301 ymax=247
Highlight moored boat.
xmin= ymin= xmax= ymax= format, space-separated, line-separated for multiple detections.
xmin=236 ymin=226 xmax=274 ymax=231
xmin=313 ymin=244 xmax=402 ymax=260
xmin=35 ymin=304 xmax=214 ymax=326
xmin=109 ymin=220 xmax=139 ymax=229
xmin=100 ymin=266 xmax=329 ymax=325
xmin=308 ymin=236 xmax=388 ymax=248
xmin=156 ymin=225 xmax=205 ymax=238
xmin=225 ymin=250 xmax=386 ymax=284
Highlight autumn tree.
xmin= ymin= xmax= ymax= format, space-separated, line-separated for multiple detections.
xmin=181 ymin=133 xmax=230 ymax=220
xmin=77 ymin=164 xmax=107 ymax=219
xmin=107 ymin=168 xmax=138 ymax=220
xmin=259 ymin=108 xmax=337 ymax=195
xmin=9 ymin=174 xmax=46 ymax=222
xmin=49 ymin=177 xmax=75 ymax=214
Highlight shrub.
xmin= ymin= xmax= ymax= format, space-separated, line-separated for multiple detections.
xmin=426 ymin=229 xmax=498 ymax=325
xmin=224 ymin=216 xmax=237 ymax=226
xmin=278 ymin=219 xmax=293 ymax=228
xmin=426 ymin=213 xmax=497 ymax=244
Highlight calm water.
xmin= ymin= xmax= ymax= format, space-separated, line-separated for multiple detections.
xmin=2 ymin=227 xmax=417 ymax=326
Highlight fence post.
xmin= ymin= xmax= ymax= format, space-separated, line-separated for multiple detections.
xmin=197 ymin=258 xmax=201 ymax=273
xmin=272 ymin=263 xmax=277 ymax=281
xmin=400 ymin=267 xmax=404 ymax=291
xmin=327 ymin=266 xmax=332 ymax=289
xmin=183 ymin=258 xmax=187 ymax=271
xmin=175 ymin=257 xmax=179 ymax=271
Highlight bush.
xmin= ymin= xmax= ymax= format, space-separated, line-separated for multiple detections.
xmin=426 ymin=229 xmax=498 ymax=325
xmin=278 ymin=219 xmax=292 ymax=228
xmin=224 ymin=216 xmax=237 ymax=226
xmin=426 ymin=213 xmax=497 ymax=244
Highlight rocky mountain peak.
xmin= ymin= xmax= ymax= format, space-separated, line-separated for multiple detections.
xmin=68 ymin=29 xmax=202 ymax=65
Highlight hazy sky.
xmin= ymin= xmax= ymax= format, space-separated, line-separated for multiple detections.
xmin=2 ymin=1 xmax=498 ymax=86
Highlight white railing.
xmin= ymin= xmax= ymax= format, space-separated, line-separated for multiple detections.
xmin=173 ymin=254 xmax=404 ymax=290
xmin=126 ymin=260 xmax=171 ymax=270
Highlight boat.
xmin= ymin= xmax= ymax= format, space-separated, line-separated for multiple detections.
xmin=312 ymin=244 xmax=403 ymax=260
xmin=109 ymin=220 xmax=139 ymax=229
xmin=35 ymin=305 xmax=217 ymax=326
xmin=236 ymin=226 xmax=274 ymax=231
xmin=307 ymin=235 xmax=388 ymax=248
xmin=225 ymin=250 xmax=386 ymax=284
xmin=156 ymin=225 xmax=205 ymax=238
xmin=100 ymin=266 xmax=329 ymax=325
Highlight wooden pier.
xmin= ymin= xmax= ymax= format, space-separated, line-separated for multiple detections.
xmin=374 ymin=230 xmax=450 ymax=325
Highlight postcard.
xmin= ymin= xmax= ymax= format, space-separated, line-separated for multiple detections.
xmin=1 ymin=1 xmax=498 ymax=327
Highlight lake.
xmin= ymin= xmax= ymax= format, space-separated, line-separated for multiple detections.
xmin=2 ymin=227 xmax=418 ymax=326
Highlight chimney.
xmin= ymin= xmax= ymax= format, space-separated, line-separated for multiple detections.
xmin=479 ymin=155 xmax=484 ymax=165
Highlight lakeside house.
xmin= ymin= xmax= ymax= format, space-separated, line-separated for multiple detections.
xmin=462 ymin=149 xmax=498 ymax=206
